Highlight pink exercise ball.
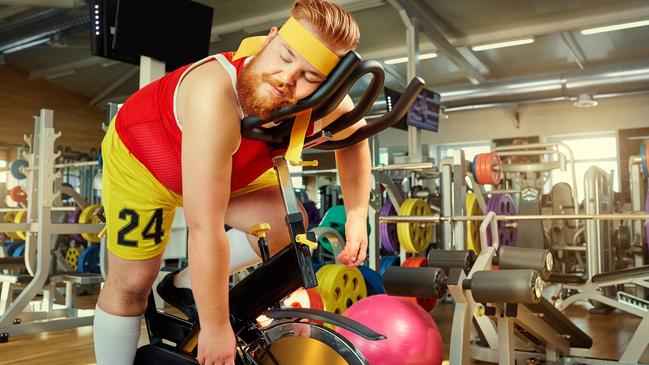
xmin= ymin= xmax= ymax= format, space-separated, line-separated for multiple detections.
xmin=337 ymin=294 xmax=443 ymax=365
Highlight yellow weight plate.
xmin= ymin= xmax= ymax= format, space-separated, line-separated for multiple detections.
xmin=316 ymin=264 xmax=367 ymax=315
xmin=79 ymin=204 xmax=101 ymax=243
xmin=65 ymin=246 xmax=83 ymax=272
xmin=466 ymin=193 xmax=482 ymax=254
xmin=14 ymin=210 xmax=27 ymax=240
xmin=3 ymin=211 xmax=20 ymax=240
xmin=397 ymin=198 xmax=432 ymax=253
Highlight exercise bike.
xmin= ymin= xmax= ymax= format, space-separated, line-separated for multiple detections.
xmin=133 ymin=51 xmax=425 ymax=365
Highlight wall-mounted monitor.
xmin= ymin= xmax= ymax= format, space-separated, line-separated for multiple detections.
xmin=407 ymin=88 xmax=440 ymax=132
xmin=384 ymin=86 xmax=441 ymax=132
xmin=90 ymin=0 xmax=213 ymax=72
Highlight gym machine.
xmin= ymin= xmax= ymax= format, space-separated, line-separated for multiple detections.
xmin=0 ymin=110 xmax=104 ymax=341
xmin=133 ymin=52 xmax=426 ymax=364
xmin=381 ymin=207 xmax=649 ymax=364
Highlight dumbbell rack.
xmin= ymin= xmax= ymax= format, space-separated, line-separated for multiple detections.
xmin=0 ymin=109 xmax=104 ymax=341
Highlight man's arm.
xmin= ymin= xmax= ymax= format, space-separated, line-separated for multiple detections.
xmin=177 ymin=63 xmax=240 ymax=362
xmin=320 ymin=95 xmax=371 ymax=265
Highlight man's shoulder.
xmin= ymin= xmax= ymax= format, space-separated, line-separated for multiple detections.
xmin=180 ymin=58 xmax=236 ymax=98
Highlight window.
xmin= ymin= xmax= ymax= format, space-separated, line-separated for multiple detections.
xmin=546 ymin=134 xmax=618 ymax=201
xmin=0 ymin=160 xmax=6 ymax=184
xmin=439 ymin=142 xmax=491 ymax=162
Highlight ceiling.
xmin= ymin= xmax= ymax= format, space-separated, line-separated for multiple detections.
xmin=1 ymin=0 xmax=649 ymax=108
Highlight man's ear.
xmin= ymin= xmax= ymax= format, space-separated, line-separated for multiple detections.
xmin=261 ymin=26 xmax=279 ymax=48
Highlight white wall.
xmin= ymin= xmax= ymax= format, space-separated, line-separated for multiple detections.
xmin=375 ymin=94 xmax=649 ymax=148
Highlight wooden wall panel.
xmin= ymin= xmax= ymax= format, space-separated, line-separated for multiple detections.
xmin=0 ymin=66 xmax=106 ymax=153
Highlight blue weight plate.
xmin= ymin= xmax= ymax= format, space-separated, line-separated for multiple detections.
xmin=4 ymin=242 xmax=21 ymax=256
xmin=78 ymin=244 xmax=100 ymax=273
xmin=12 ymin=244 xmax=25 ymax=257
xmin=379 ymin=255 xmax=400 ymax=277
xmin=10 ymin=159 xmax=28 ymax=180
xmin=312 ymin=261 xmax=323 ymax=273
xmin=358 ymin=265 xmax=385 ymax=296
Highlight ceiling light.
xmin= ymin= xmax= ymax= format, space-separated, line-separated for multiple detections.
xmin=471 ymin=38 xmax=535 ymax=52
xmin=384 ymin=52 xmax=437 ymax=65
xmin=581 ymin=19 xmax=649 ymax=35
xmin=574 ymin=94 xmax=598 ymax=108
xmin=2 ymin=38 xmax=51 ymax=54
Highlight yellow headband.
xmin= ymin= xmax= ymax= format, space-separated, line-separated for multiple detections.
xmin=233 ymin=17 xmax=340 ymax=76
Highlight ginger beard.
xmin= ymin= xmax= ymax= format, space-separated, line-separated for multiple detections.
xmin=236 ymin=56 xmax=299 ymax=121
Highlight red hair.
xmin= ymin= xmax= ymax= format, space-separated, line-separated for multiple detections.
xmin=290 ymin=0 xmax=360 ymax=52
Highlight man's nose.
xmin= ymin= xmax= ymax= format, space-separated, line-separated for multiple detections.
xmin=278 ymin=67 xmax=299 ymax=87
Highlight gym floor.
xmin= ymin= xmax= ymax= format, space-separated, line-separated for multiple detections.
xmin=2 ymin=294 xmax=648 ymax=365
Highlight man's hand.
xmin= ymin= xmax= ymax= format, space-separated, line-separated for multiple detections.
xmin=197 ymin=323 xmax=236 ymax=365
xmin=337 ymin=216 xmax=368 ymax=266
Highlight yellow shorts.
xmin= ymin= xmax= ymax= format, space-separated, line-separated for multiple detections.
xmin=101 ymin=120 xmax=278 ymax=260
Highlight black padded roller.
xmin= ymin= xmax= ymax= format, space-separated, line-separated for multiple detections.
xmin=383 ymin=267 xmax=445 ymax=299
xmin=469 ymin=270 xmax=542 ymax=304
xmin=495 ymin=246 xmax=553 ymax=280
xmin=427 ymin=249 xmax=476 ymax=274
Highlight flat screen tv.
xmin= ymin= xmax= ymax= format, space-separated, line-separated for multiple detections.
xmin=90 ymin=0 xmax=213 ymax=72
xmin=384 ymin=86 xmax=440 ymax=132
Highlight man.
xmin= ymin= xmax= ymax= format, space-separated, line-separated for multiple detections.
xmin=93 ymin=1 xmax=370 ymax=365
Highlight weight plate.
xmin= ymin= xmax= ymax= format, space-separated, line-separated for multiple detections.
xmin=4 ymin=242 xmax=21 ymax=256
xmin=281 ymin=287 xmax=325 ymax=311
xmin=466 ymin=193 xmax=482 ymax=254
xmin=68 ymin=208 xmax=85 ymax=242
xmin=473 ymin=152 xmax=502 ymax=185
xmin=79 ymin=204 xmax=101 ymax=243
xmin=303 ymin=201 xmax=321 ymax=227
xmin=65 ymin=246 xmax=83 ymax=272
xmin=378 ymin=255 xmax=400 ymax=277
xmin=486 ymin=194 xmax=517 ymax=248
xmin=318 ymin=205 xmax=371 ymax=254
xmin=3 ymin=212 xmax=20 ymax=240
xmin=357 ymin=265 xmax=385 ymax=296
xmin=397 ymin=199 xmax=432 ymax=253
xmin=10 ymin=159 xmax=28 ymax=180
xmin=402 ymin=257 xmax=437 ymax=311
xmin=11 ymin=244 xmax=25 ymax=257
xmin=379 ymin=200 xmax=399 ymax=253
xmin=316 ymin=264 xmax=367 ymax=315
xmin=8 ymin=186 xmax=27 ymax=204
xmin=78 ymin=244 xmax=100 ymax=273
xmin=14 ymin=211 xmax=27 ymax=240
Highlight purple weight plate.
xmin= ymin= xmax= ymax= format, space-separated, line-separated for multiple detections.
xmin=486 ymin=194 xmax=517 ymax=248
xmin=380 ymin=200 xmax=399 ymax=253
xmin=69 ymin=208 xmax=84 ymax=242
xmin=303 ymin=201 xmax=321 ymax=226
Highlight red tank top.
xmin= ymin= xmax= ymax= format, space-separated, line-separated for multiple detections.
xmin=115 ymin=52 xmax=278 ymax=195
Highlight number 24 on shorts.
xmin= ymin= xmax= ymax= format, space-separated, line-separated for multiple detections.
xmin=117 ymin=208 xmax=165 ymax=247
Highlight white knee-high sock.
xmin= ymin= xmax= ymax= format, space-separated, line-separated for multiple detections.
xmin=93 ymin=305 xmax=142 ymax=365
xmin=173 ymin=228 xmax=262 ymax=289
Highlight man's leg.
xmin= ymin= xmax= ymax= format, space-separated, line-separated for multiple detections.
xmin=96 ymin=120 xmax=181 ymax=364
xmin=170 ymin=185 xmax=308 ymax=290
xmin=226 ymin=185 xmax=309 ymax=255
xmin=94 ymin=251 xmax=164 ymax=365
